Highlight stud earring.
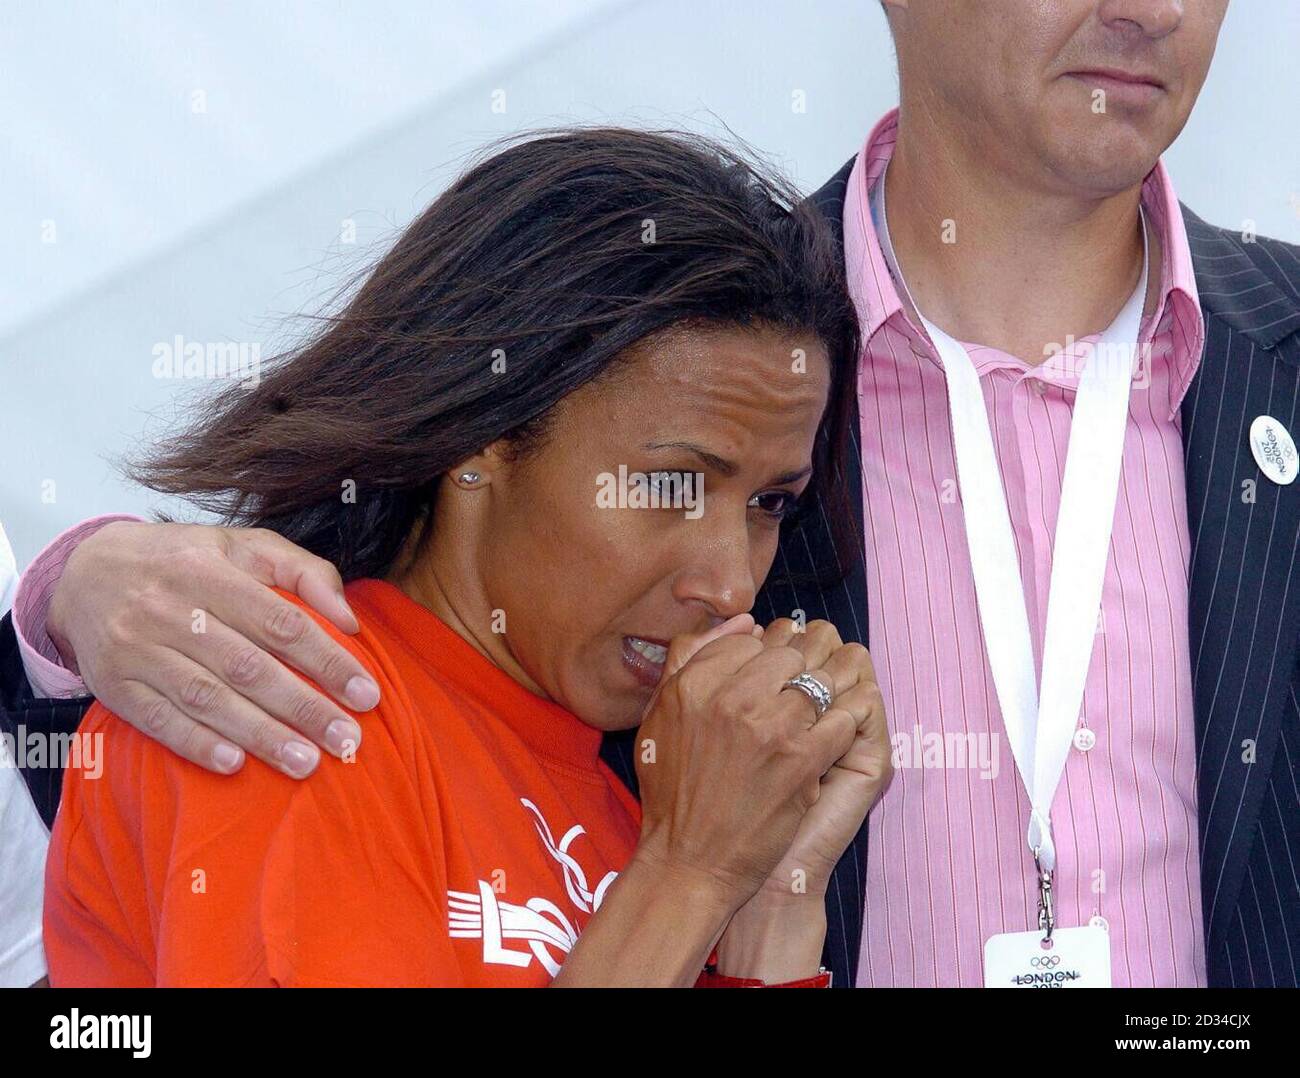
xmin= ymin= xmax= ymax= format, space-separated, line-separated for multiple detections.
xmin=458 ymin=471 xmax=481 ymax=485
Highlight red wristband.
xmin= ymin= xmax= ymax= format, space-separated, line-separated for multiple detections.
xmin=695 ymin=966 xmax=832 ymax=988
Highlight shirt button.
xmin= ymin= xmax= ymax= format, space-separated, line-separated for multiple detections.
xmin=1030 ymin=379 xmax=1047 ymax=396
xmin=1073 ymin=727 xmax=1097 ymax=752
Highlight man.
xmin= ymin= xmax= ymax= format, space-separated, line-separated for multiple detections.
xmin=803 ymin=0 xmax=1295 ymax=986
xmin=3 ymin=0 xmax=1297 ymax=986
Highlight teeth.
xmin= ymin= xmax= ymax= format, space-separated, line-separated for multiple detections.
xmin=628 ymin=637 xmax=668 ymax=665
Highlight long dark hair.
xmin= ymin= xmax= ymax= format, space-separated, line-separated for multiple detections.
xmin=132 ymin=127 xmax=862 ymax=586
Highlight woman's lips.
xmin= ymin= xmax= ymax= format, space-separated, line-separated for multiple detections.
xmin=621 ymin=635 xmax=668 ymax=688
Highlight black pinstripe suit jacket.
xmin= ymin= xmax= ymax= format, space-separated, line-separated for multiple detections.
xmin=3 ymin=158 xmax=1297 ymax=988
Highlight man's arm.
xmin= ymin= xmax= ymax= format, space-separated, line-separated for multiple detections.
xmin=8 ymin=517 xmax=382 ymax=779
xmin=12 ymin=515 xmax=140 ymax=700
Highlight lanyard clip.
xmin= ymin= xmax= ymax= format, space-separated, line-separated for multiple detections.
xmin=1033 ymin=849 xmax=1055 ymax=943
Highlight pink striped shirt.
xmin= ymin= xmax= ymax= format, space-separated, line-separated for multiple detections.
xmin=13 ymin=514 xmax=145 ymax=699
xmin=847 ymin=109 xmax=1207 ymax=987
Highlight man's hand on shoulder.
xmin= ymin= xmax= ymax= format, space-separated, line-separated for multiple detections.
xmin=47 ymin=521 xmax=380 ymax=778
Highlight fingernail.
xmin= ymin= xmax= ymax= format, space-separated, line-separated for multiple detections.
xmin=343 ymin=675 xmax=380 ymax=711
xmin=280 ymin=740 xmax=320 ymax=777
xmin=213 ymin=743 xmax=244 ymax=773
xmin=701 ymin=613 xmax=753 ymax=645
xmin=336 ymin=595 xmax=360 ymax=632
xmin=325 ymin=718 xmax=362 ymax=756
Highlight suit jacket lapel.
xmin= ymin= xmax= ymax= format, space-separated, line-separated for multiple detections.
xmin=805 ymin=157 xmax=869 ymax=646
xmin=1179 ymin=205 xmax=1300 ymax=951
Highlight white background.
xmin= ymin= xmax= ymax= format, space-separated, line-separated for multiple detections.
xmin=2 ymin=0 xmax=1297 ymax=565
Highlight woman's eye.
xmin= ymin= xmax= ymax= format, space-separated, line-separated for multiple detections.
xmin=749 ymin=490 xmax=801 ymax=521
xmin=638 ymin=471 xmax=705 ymax=514
xmin=646 ymin=471 xmax=687 ymax=503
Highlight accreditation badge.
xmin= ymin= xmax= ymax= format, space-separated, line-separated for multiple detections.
xmin=983 ymin=924 xmax=1112 ymax=988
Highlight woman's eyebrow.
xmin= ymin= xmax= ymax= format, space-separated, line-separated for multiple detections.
xmin=641 ymin=441 xmax=811 ymax=485
xmin=642 ymin=440 xmax=737 ymax=477
xmin=769 ymin=466 xmax=814 ymax=486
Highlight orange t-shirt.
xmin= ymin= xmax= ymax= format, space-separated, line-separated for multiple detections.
xmin=43 ymin=578 xmax=643 ymax=986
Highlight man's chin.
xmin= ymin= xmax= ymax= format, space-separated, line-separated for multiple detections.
xmin=1041 ymin=129 xmax=1167 ymax=198
xmin=1026 ymin=89 xmax=1175 ymax=192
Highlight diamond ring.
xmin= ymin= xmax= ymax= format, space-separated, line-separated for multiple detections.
xmin=781 ymin=672 xmax=834 ymax=719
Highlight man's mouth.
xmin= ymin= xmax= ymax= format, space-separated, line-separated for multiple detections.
xmin=1067 ymin=66 xmax=1165 ymax=88
xmin=622 ymin=635 xmax=669 ymax=687
xmin=1063 ymin=67 xmax=1166 ymax=105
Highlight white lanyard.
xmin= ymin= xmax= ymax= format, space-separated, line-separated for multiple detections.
xmin=874 ymin=177 xmax=1148 ymax=919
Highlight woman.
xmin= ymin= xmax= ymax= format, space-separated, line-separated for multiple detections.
xmin=42 ymin=127 xmax=889 ymax=986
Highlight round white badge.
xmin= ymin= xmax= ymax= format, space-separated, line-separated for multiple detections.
xmin=1249 ymin=415 xmax=1298 ymax=486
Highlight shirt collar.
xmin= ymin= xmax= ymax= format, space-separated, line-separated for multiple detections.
xmin=842 ymin=107 xmax=1205 ymax=419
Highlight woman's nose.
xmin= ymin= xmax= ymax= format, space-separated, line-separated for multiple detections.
xmin=671 ymin=540 xmax=759 ymax=621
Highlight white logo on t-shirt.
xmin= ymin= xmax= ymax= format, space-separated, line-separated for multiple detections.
xmin=447 ymin=798 xmax=619 ymax=977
